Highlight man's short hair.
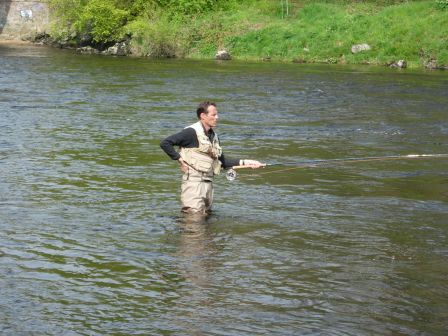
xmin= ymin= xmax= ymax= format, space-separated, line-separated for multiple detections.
xmin=196 ymin=101 xmax=216 ymax=119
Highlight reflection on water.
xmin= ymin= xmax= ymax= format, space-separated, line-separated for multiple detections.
xmin=178 ymin=214 xmax=213 ymax=287
xmin=1 ymin=43 xmax=448 ymax=335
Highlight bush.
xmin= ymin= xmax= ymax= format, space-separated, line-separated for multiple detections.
xmin=435 ymin=0 xmax=448 ymax=10
xmin=48 ymin=0 xmax=83 ymax=39
xmin=152 ymin=0 xmax=221 ymax=15
xmin=76 ymin=0 xmax=129 ymax=42
xmin=48 ymin=0 xmax=232 ymax=44
xmin=126 ymin=14 xmax=187 ymax=57
xmin=171 ymin=0 xmax=215 ymax=14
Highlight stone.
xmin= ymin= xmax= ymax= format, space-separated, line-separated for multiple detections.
xmin=102 ymin=41 xmax=130 ymax=56
xmin=389 ymin=59 xmax=407 ymax=68
xmin=292 ymin=58 xmax=306 ymax=63
xmin=34 ymin=32 xmax=51 ymax=44
xmin=351 ymin=43 xmax=371 ymax=54
xmin=215 ymin=50 xmax=231 ymax=60
xmin=424 ymin=59 xmax=438 ymax=70
xmin=79 ymin=33 xmax=93 ymax=47
xmin=424 ymin=59 xmax=448 ymax=70
xmin=77 ymin=46 xmax=100 ymax=54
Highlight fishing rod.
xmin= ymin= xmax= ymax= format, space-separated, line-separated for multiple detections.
xmin=225 ymin=153 xmax=448 ymax=181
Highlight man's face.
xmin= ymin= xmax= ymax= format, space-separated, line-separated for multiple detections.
xmin=201 ymin=105 xmax=219 ymax=129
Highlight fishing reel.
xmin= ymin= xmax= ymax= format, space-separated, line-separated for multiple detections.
xmin=225 ymin=168 xmax=237 ymax=181
xmin=225 ymin=163 xmax=267 ymax=181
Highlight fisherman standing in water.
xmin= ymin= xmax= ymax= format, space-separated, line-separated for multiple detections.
xmin=160 ymin=101 xmax=264 ymax=215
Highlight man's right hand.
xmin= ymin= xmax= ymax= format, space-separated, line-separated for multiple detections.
xmin=178 ymin=158 xmax=189 ymax=173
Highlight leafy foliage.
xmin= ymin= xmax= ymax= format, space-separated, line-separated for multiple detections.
xmin=76 ymin=0 xmax=129 ymax=42
xmin=435 ymin=0 xmax=448 ymax=10
xmin=48 ymin=0 xmax=84 ymax=35
xmin=126 ymin=14 xmax=186 ymax=57
xmin=162 ymin=0 xmax=216 ymax=14
xmin=48 ymin=0 xmax=231 ymax=44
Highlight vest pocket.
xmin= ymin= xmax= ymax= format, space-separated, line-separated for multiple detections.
xmin=193 ymin=156 xmax=214 ymax=173
xmin=188 ymin=151 xmax=214 ymax=174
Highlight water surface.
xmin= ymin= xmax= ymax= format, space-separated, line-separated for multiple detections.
xmin=1 ymin=43 xmax=447 ymax=335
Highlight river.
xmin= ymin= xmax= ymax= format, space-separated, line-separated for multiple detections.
xmin=1 ymin=42 xmax=447 ymax=335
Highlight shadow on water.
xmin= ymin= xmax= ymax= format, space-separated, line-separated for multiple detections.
xmin=0 ymin=1 xmax=12 ymax=35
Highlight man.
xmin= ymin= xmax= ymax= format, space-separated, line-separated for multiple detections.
xmin=160 ymin=101 xmax=264 ymax=214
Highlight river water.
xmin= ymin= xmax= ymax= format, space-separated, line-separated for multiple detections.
xmin=1 ymin=43 xmax=447 ymax=335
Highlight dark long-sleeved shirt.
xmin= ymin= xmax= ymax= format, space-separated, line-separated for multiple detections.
xmin=160 ymin=127 xmax=240 ymax=169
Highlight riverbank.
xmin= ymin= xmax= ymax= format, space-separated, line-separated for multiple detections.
xmin=34 ymin=1 xmax=448 ymax=69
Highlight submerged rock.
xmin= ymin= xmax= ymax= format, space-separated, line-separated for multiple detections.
xmin=351 ymin=43 xmax=371 ymax=54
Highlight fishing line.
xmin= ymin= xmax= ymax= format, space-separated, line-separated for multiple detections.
xmin=225 ymin=153 xmax=448 ymax=181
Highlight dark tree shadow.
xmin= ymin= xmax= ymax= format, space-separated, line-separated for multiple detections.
xmin=0 ymin=1 xmax=12 ymax=35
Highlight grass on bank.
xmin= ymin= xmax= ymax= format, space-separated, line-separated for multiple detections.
xmin=206 ymin=1 xmax=447 ymax=67
xmin=48 ymin=0 xmax=448 ymax=68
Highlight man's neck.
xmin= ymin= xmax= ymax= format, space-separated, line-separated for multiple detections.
xmin=200 ymin=120 xmax=211 ymax=133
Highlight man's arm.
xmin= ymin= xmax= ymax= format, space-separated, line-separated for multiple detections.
xmin=219 ymin=153 xmax=240 ymax=169
xmin=220 ymin=155 xmax=265 ymax=169
xmin=160 ymin=128 xmax=198 ymax=160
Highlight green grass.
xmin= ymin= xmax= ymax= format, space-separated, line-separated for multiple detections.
xmin=218 ymin=1 xmax=448 ymax=68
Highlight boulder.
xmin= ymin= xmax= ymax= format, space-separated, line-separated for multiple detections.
xmin=424 ymin=59 xmax=439 ymax=70
xmin=292 ymin=58 xmax=306 ymax=63
xmin=76 ymin=46 xmax=100 ymax=54
xmin=351 ymin=43 xmax=371 ymax=54
xmin=389 ymin=60 xmax=407 ymax=68
xmin=22 ymin=31 xmax=51 ymax=44
xmin=57 ymin=37 xmax=74 ymax=49
xmin=102 ymin=41 xmax=130 ymax=56
xmin=215 ymin=49 xmax=231 ymax=60
xmin=79 ymin=33 xmax=93 ymax=47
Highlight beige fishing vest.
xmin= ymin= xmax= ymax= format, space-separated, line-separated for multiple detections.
xmin=179 ymin=121 xmax=222 ymax=179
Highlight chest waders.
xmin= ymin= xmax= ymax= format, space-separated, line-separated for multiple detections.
xmin=179 ymin=122 xmax=222 ymax=214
